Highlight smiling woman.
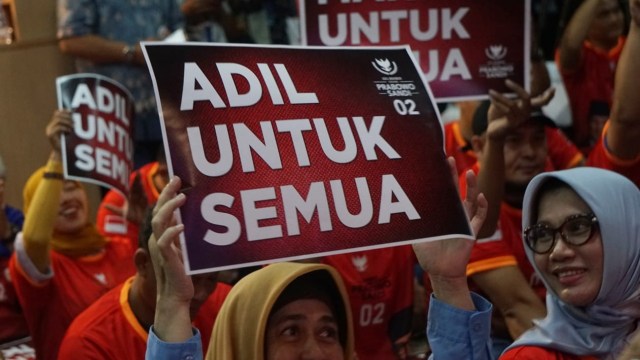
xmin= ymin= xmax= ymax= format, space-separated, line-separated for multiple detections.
xmin=500 ymin=167 xmax=640 ymax=359
xmin=7 ymin=110 xmax=136 ymax=360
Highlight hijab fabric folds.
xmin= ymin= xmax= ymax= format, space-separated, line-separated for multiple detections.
xmin=206 ymin=262 xmax=355 ymax=360
xmin=510 ymin=168 xmax=640 ymax=358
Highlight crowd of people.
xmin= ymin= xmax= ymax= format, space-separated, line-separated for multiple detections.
xmin=1 ymin=0 xmax=640 ymax=359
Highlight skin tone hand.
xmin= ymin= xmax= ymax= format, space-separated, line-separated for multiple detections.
xmin=45 ymin=110 xmax=74 ymax=162
xmin=487 ymin=80 xmax=555 ymax=142
xmin=148 ymin=176 xmax=194 ymax=342
xmin=412 ymin=157 xmax=488 ymax=311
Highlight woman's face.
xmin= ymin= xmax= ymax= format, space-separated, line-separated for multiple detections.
xmin=54 ymin=180 xmax=89 ymax=233
xmin=534 ymin=187 xmax=603 ymax=307
xmin=265 ymin=298 xmax=344 ymax=360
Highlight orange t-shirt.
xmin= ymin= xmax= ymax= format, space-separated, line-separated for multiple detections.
xmin=587 ymin=122 xmax=640 ymax=188
xmin=443 ymin=121 xmax=477 ymax=175
xmin=9 ymin=239 xmax=136 ymax=360
xmin=58 ymin=277 xmax=231 ymax=359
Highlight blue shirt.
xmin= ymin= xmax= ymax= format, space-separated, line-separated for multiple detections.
xmin=57 ymin=0 xmax=182 ymax=141
xmin=145 ymin=292 xmax=493 ymax=360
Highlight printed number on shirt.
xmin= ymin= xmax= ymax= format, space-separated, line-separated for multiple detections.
xmin=359 ymin=303 xmax=385 ymax=326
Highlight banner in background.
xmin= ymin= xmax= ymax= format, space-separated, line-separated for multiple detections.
xmin=143 ymin=43 xmax=472 ymax=273
xmin=57 ymin=74 xmax=134 ymax=197
xmin=301 ymin=0 xmax=530 ymax=102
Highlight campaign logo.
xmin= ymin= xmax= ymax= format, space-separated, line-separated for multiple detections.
xmin=479 ymin=44 xmax=514 ymax=80
xmin=372 ymin=58 xmax=398 ymax=76
xmin=485 ymin=45 xmax=507 ymax=61
xmin=352 ymin=254 xmax=368 ymax=272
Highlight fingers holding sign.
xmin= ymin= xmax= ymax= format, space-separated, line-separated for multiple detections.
xmin=149 ymin=176 xmax=194 ymax=342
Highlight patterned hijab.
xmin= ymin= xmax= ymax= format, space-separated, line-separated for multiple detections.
xmin=205 ymin=262 xmax=355 ymax=360
xmin=510 ymin=168 xmax=640 ymax=358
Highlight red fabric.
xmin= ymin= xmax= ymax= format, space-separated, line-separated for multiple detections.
xmin=546 ymin=128 xmax=584 ymax=170
xmin=501 ymin=345 xmax=598 ymax=359
xmin=96 ymin=162 xmax=161 ymax=242
xmin=443 ymin=121 xmax=477 ymax=175
xmin=556 ymin=37 xmax=625 ymax=149
xmin=587 ymin=124 xmax=640 ymax=187
xmin=8 ymin=240 xmax=135 ymax=360
xmin=193 ymin=282 xmax=232 ymax=355
xmin=323 ymin=246 xmax=415 ymax=360
xmin=0 ymin=258 xmax=29 ymax=343
xmin=58 ymin=278 xmax=231 ymax=359
xmin=461 ymin=164 xmax=546 ymax=301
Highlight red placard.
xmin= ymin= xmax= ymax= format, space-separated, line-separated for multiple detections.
xmin=301 ymin=0 xmax=530 ymax=102
xmin=57 ymin=74 xmax=134 ymax=197
xmin=143 ymin=43 xmax=472 ymax=273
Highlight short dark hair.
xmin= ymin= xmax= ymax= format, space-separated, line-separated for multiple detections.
xmin=471 ymin=100 xmax=556 ymax=136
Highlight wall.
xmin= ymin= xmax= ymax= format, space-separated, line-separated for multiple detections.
xmin=0 ymin=0 xmax=101 ymax=215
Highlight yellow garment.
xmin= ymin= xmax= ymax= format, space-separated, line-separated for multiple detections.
xmin=206 ymin=262 xmax=355 ymax=360
xmin=22 ymin=162 xmax=106 ymax=257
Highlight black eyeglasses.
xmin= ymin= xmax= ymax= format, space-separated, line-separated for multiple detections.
xmin=524 ymin=213 xmax=598 ymax=254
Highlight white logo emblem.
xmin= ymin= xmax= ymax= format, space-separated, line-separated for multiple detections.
xmin=485 ymin=45 xmax=507 ymax=61
xmin=352 ymin=255 xmax=368 ymax=272
xmin=94 ymin=273 xmax=107 ymax=285
xmin=372 ymin=58 xmax=398 ymax=75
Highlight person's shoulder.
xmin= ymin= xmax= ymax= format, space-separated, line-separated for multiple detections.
xmin=62 ymin=282 xmax=125 ymax=338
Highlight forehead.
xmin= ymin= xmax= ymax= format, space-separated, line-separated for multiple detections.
xmin=598 ymin=0 xmax=621 ymax=11
xmin=507 ymin=120 xmax=546 ymax=136
xmin=537 ymin=186 xmax=591 ymax=222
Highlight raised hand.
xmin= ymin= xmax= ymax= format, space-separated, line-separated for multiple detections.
xmin=486 ymin=80 xmax=554 ymax=141
xmin=148 ymin=176 xmax=194 ymax=342
xmin=45 ymin=110 xmax=73 ymax=154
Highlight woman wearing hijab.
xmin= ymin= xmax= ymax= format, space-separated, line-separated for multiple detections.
xmin=500 ymin=167 xmax=640 ymax=359
xmin=146 ymin=163 xmax=493 ymax=360
xmin=8 ymin=110 xmax=135 ymax=360
xmin=207 ymin=261 xmax=354 ymax=359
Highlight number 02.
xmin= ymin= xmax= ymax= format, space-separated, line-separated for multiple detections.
xmin=393 ymin=99 xmax=420 ymax=115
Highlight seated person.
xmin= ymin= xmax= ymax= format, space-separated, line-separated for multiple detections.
xmin=59 ymin=207 xmax=231 ymax=358
xmin=9 ymin=110 xmax=135 ymax=360
xmin=502 ymin=167 xmax=640 ymax=358
xmin=144 ymin=164 xmax=493 ymax=360
xmin=556 ymin=0 xmax=626 ymax=150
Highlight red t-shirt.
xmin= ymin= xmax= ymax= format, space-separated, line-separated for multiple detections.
xmin=9 ymin=239 xmax=136 ymax=360
xmin=96 ymin=162 xmax=161 ymax=241
xmin=546 ymin=127 xmax=584 ymax=170
xmin=58 ymin=277 xmax=231 ymax=359
xmin=556 ymin=37 xmax=625 ymax=149
xmin=501 ymin=346 xmax=598 ymax=360
xmin=587 ymin=122 xmax=640 ymax=187
xmin=323 ymin=246 xmax=415 ymax=360
xmin=0 ymin=258 xmax=29 ymax=343
xmin=443 ymin=121 xmax=477 ymax=175
xmin=461 ymin=164 xmax=547 ymax=301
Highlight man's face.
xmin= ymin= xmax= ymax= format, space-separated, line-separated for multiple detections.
xmin=503 ymin=122 xmax=548 ymax=186
xmin=588 ymin=0 xmax=625 ymax=46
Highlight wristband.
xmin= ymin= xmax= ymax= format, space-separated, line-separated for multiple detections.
xmin=43 ymin=172 xmax=64 ymax=180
